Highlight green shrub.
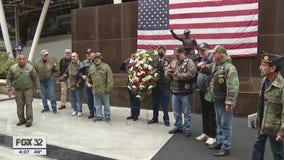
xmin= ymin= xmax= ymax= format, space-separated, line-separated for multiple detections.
xmin=0 ymin=52 xmax=16 ymax=78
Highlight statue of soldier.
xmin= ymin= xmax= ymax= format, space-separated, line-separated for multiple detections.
xmin=170 ymin=29 xmax=200 ymax=63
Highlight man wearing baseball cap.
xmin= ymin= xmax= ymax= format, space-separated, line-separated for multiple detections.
xmin=166 ymin=46 xmax=197 ymax=137
xmin=197 ymin=45 xmax=239 ymax=157
xmin=195 ymin=43 xmax=217 ymax=146
xmin=34 ymin=49 xmax=59 ymax=114
xmin=252 ymin=51 xmax=284 ymax=160
xmin=87 ymin=52 xmax=113 ymax=122
xmin=82 ymin=49 xmax=96 ymax=119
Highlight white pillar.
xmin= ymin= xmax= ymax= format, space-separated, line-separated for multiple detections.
xmin=113 ymin=0 xmax=122 ymax=4
xmin=28 ymin=0 xmax=50 ymax=62
xmin=0 ymin=0 xmax=13 ymax=58
xmin=78 ymin=0 xmax=83 ymax=8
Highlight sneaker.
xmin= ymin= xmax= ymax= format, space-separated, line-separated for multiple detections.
xmin=41 ymin=108 xmax=50 ymax=113
xmin=26 ymin=122 xmax=32 ymax=127
xmin=72 ymin=111 xmax=77 ymax=116
xmin=59 ymin=105 xmax=66 ymax=110
xmin=105 ymin=118 xmax=111 ymax=123
xmin=94 ymin=117 xmax=103 ymax=122
xmin=16 ymin=121 xmax=26 ymax=126
xmin=168 ymin=128 xmax=183 ymax=134
xmin=205 ymin=137 xmax=216 ymax=145
xmin=88 ymin=113 xmax=94 ymax=119
xmin=78 ymin=112 xmax=82 ymax=117
xmin=52 ymin=108 xmax=57 ymax=114
xmin=214 ymin=148 xmax=230 ymax=157
xmin=184 ymin=130 xmax=191 ymax=137
xmin=196 ymin=133 xmax=209 ymax=141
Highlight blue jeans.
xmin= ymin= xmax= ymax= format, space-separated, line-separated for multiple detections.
xmin=152 ymin=89 xmax=169 ymax=122
xmin=70 ymin=88 xmax=82 ymax=112
xmin=128 ymin=90 xmax=140 ymax=118
xmin=83 ymin=84 xmax=95 ymax=114
xmin=172 ymin=93 xmax=192 ymax=131
xmin=94 ymin=93 xmax=111 ymax=120
xmin=214 ymin=102 xmax=233 ymax=150
xmin=252 ymin=133 xmax=284 ymax=160
xmin=39 ymin=78 xmax=57 ymax=109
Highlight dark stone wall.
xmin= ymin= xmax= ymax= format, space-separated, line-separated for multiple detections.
xmin=72 ymin=2 xmax=137 ymax=73
xmin=71 ymin=1 xmax=284 ymax=116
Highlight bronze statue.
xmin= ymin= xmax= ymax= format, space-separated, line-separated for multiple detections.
xmin=170 ymin=29 xmax=199 ymax=62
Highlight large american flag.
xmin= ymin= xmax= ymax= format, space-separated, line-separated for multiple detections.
xmin=137 ymin=0 xmax=258 ymax=57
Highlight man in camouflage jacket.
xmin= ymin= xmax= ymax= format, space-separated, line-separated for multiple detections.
xmin=252 ymin=51 xmax=284 ymax=160
xmin=198 ymin=45 xmax=239 ymax=157
xmin=60 ymin=52 xmax=84 ymax=117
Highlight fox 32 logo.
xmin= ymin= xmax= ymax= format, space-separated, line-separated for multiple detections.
xmin=13 ymin=136 xmax=46 ymax=155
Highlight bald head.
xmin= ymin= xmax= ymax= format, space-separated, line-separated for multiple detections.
xmin=17 ymin=53 xmax=27 ymax=68
xmin=71 ymin=52 xmax=79 ymax=63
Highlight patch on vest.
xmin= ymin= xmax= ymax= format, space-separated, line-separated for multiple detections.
xmin=184 ymin=84 xmax=191 ymax=89
xmin=218 ymin=74 xmax=225 ymax=83
xmin=218 ymin=78 xmax=224 ymax=83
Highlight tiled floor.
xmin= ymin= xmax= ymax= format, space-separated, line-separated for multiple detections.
xmin=0 ymin=97 xmax=173 ymax=160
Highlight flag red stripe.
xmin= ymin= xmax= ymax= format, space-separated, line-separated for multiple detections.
xmin=170 ymin=0 xmax=258 ymax=9
xmin=170 ymin=20 xmax=258 ymax=29
xmin=138 ymin=42 xmax=257 ymax=51
xmin=231 ymin=53 xmax=257 ymax=58
xmin=170 ymin=9 xmax=258 ymax=19
xmin=138 ymin=31 xmax=258 ymax=40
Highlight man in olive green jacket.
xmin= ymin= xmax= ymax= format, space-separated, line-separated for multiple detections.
xmin=6 ymin=54 xmax=40 ymax=127
xmin=33 ymin=49 xmax=58 ymax=113
xmin=198 ymin=45 xmax=239 ymax=157
xmin=88 ymin=52 xmax=113 ymax=122
xmin=60 ymin=52 xmax=84 ymax=117
xmin=252 ymin=51 xmax=284 ymax=160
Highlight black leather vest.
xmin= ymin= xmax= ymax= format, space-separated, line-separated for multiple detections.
xmin=213 ymin=63 xmax=227 ymax=102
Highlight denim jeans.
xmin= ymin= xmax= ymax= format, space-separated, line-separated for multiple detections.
xmin=83 ymin=84 xmax=95 ymax=114
xmin=39 ymin=78 xmax=57 ymax=109
xmin=152 ymin=89 xmax=169 ymax=122
xmin=172 ymin=93 xmax=192 ymax=131
xmin=70 ymin=88 xmax=82 ymax=112
xmin=94 ymin=93 xmax=111 ymax=120
xmin=214 ymin=102 xmax=233 ymax=150
xmin=252 ymin=133 xmax=284 ymax=160
xmin=128 ymin=90 xmax=140 ymax=118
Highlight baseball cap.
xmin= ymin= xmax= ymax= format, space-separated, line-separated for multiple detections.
xmin=176 ymin=47 xmax=184 ymax=54
xmin=41 ymin=49 xmax=49 ymax=55
xmin=94 ymin=52 xmax=103 ymax=59
xmin=260 ymin=51 xmax=284 ymax=67
xmin=86 ymin=48 xmax=93 ymax=53
xmin=212 ymin=45 xmax=227 ymax=55
xmin=198 ymin=43 xmax=209 ymax=50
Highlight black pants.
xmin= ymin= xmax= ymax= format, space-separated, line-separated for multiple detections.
xmin=200 ymin=90 xmax=217 ymax=138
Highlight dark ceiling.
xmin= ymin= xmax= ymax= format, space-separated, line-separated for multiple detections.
xmin=3 ymin=0 xmax=114 ymax=22
xmin=1 ymin=0 xmax=136 ymax=44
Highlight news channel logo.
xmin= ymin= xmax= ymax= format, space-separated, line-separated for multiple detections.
xmin=13 ymin=136 xmax=46 ymax=155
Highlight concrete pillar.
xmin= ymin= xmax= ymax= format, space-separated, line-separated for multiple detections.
xmin=0 ymin=0 xmax=13 ymax=58
xmin=14 ymin=6 xmax=19 ymax=46
xmin=28 ymin=0 xmax=50 ymax=62
xmin=78 ymin=0 xmax=84 ymax=8
xmin=14 ymin=5 xmax=20 ymax=56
